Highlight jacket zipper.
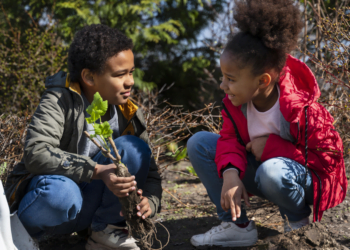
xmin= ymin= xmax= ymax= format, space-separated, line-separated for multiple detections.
xmin=69 ymin=89 xmax=84 ymax=152
xmin=295 ymin=121 xmax=300 ymax=145
xmin=303 ymin=106 xmax=321 ymax=222
xmin=123 ymin=112 xmax=138 ymax=135
xmin=309 ymin=169 xmax=322 ymax=221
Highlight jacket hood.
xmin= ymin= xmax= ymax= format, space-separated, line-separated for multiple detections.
xmin=278 ymin=55 xmax=320 ymax=123
xmin=222 ymin=55 xmax=320 ymax=124
xmin=45 ymin=71 xmax=82 ymax=95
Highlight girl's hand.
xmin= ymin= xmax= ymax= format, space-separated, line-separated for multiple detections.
xmin=246 ymin=136 xmax=268 ymax=161
xmin=92 ymin=163 xmax=137 ymax=198
xmin=120 ymin=189 xmax=152 ymax=219
xmin=221 ymin=170 xmax=250 ymax=221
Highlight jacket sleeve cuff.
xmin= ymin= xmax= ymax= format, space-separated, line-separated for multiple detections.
xmin=145 ymin=195 xmax=158 ymax=218
xmin=221 ymin=163 xmax=240 ymax=176
xmin=80 ymin=158 xmax=97 ymax=183
xmin=216 ymin=158 xmax=246 ymax=179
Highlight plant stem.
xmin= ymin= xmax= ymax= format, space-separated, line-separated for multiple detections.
xmin=84 ymin=131 xmax=119 ymax=166
xmin=101 ymin=136 xmax=109 ymax=151
xmin=108 ymin=137 xmax=122 ymax=163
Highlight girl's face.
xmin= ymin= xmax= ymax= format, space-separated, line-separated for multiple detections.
xmin=220 ymin=52 xmax=261 ymax=107
xmin=89 ymin=49 xmax=135 ymax=106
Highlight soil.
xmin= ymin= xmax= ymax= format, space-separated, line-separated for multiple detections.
xmin=40 ymin=161 xmax=350 ymax=250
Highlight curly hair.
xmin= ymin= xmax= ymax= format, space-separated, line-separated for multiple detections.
xmin=68 ymin=24 xmax=133 ymax=83
xmin=224 ymin=0 xmax=303 ymax=76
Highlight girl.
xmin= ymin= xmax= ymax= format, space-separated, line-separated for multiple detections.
xmin=187 ymin=0 xmax=347 ymax=247
xmin=5 ymin=24 xmax=162 ymax=250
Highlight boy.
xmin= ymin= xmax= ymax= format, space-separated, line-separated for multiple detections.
xmin=5 ymin=24 xmax=162 ymax=250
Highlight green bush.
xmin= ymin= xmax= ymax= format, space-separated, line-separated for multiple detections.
xmin=0 ymin=24 xmax=67 ymax=115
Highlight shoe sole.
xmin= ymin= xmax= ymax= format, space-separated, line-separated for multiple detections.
xmin=85 ymin=238 xmax=140 ymax=250
xmin=190 ymin=237 xmax=258 ymax=247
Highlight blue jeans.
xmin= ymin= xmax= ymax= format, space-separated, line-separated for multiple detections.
xmin=187 ymin=131 xmax=313 ymax=223
xmin=18 ymin=135 xmax=151 ymax=238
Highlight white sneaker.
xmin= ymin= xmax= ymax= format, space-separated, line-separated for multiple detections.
xmin=190 ymin=221 xmax=258 ymax=247
xmin=284 ymin=217 xmax=310 ymax=233
xmin=85 ymin=224 xmax=140 ymax=250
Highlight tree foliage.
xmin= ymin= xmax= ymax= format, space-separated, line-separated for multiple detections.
xmin=0 ymin=0 xmax=225 ymax=113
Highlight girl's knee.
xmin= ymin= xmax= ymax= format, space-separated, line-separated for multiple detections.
xmin=187 ymin=131 xmax=217 ymax=157
xmin=255 ymin=159 xmax=286 ymax=192
xmin=187 ymin=131 xmax=205 ymax=155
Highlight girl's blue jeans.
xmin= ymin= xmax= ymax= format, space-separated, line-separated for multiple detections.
xmin=187 ymin=131 xmax=314 ymax=223
xmin=17 ymin=135 xmax=151 ymax=238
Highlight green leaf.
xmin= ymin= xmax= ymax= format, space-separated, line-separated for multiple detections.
xmin=133 ymin=68 xmax=156 ymax=92
xmin=186 ymin=166 xmax=198 ymax=176
xmin=175 ymin=147 xmax=187 ymax=161
xmin=167 ymin=142 xmax=178 ymax=152
xmin=86 ymin=92 xmax=108 ymax=124
xmin=94 ymin=121 xmax=113 ymax=139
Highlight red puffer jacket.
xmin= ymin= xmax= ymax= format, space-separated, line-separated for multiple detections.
xmin=215 ymin=55 xmax=347 ymax=222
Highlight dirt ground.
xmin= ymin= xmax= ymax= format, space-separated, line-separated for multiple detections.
xmin=40 ymin=161 xmax=350 ymax=250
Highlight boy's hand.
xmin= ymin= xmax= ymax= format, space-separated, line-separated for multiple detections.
xmin=221 ymin=170 xmax=250 ymax=221
xmin=246 ymin=136 xmax=268 ymax=161
xmin=92 ymin=163 xmax=137 ymax=197
xmin=120 ymin=189 xmax=152 ymax=219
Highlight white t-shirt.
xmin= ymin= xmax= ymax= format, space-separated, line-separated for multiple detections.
xmin=223 ymin=87 xmax=282 ymax=175
xmin=247 ymin=86 xmax=281 ymax=141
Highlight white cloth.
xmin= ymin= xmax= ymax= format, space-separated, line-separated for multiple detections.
xmin=0 ymin=182 xmax=17 ymax=250
xmin=247 ymin=86 xmax=281 ymax=141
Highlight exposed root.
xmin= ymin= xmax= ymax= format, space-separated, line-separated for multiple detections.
xmin=86 ymin=132 xmax=170 ymax=249
xmin=133 ymin=221 xmax=170 ymax=250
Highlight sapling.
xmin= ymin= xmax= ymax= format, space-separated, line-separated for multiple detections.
xmin=84 ymin=92 xmax=168 ymax=250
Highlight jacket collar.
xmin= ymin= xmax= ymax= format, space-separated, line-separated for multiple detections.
xmin=66 ymin=75 xmax=82 ymax=95
xmin=66 ymin=74 xmax=138 ymax=121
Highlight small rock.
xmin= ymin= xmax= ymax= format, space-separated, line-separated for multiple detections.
xmin=292 ymin=235 xmax=300 ymax=241
xmin=305 ymin=229 xmax=322 ymax=246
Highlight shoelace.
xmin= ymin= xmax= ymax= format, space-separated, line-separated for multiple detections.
xmin=110 ymin=229 xmax=128 ymax=239
xmin=207 ymin=222 xmax=228 ymax=234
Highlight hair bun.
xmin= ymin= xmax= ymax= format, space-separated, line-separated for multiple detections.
xmin=234 ymin=0 xmax=303 ymax=53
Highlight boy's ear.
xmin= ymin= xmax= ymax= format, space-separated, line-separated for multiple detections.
xmin=81 ymin=69 xmax=95 ymax=86
xmin=258 ymin=73 xmax=272 ymax=88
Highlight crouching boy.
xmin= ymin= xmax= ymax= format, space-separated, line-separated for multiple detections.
xmin=5 ymin=24 xmax=162 ymax=250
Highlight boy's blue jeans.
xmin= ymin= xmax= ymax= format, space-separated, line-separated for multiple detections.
xmin=187 ymin=131 xmax=314 ymax=223
xmin=18 ymin=135 xmax=151 ymax=238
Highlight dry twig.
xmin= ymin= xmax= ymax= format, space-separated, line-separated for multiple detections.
xmin=162 ymin=188 xmax=189 ymax=208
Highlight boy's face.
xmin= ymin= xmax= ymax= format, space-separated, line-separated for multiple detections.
xmin=91 ymin=49 xmax=135 ymax=106
xmin=219 ymin=52 xmax=260 ymax=107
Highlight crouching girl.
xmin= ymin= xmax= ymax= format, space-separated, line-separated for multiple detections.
xmin=187 ymin=0 xmax=347 ymax=247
